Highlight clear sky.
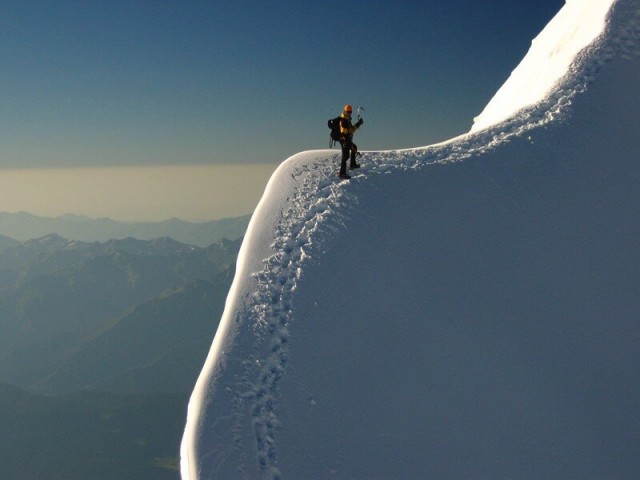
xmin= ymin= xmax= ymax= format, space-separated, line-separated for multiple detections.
xmin=0 ymin=0 xmax=565 ymax=221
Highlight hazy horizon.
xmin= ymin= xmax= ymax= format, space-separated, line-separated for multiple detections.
xmin=0 ymin=164 xmax=277 ymax=222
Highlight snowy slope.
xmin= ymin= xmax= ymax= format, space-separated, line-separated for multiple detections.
xmin=182 ymin=1 xmax=640 ymax=479
xmin=471 ymin=0 xmax=615 ymax=133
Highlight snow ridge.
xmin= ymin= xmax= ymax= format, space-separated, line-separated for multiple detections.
xmin=182 ymin=1 xmax=639 ymax=478
xmin=239 ymin=159 xmax=343 ymax=479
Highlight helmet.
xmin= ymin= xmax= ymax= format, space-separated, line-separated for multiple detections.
xmin=343 ymin=104 xmax=353 ymax=114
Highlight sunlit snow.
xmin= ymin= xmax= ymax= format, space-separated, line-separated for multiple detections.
xmin=471 ymin=0 xmax=614 ymax=133
xmin=181 ymin=0 xmax=639 ymax=478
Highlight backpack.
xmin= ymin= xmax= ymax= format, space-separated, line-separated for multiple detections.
xmin=327 ymin=116 xmax=341 ymax=147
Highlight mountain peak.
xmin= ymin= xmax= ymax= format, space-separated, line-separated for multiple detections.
xmin=27 ymin=233 xmax=69 ymax=247
xmin=0 ymin=212 xmax=249 ymax=247
xmin=471 ymin=0 xmax=616 ymax=133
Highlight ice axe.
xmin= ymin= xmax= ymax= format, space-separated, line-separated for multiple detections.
xmin=355 ymin=106 xmax=365 ymax=159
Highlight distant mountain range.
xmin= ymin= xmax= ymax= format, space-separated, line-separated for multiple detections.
xmin=0 ymin=234 xmax=239 ymax=394
xmin=0 ymin=211 xmax=250 ymax=247
xmin=0 ymin=233 xmax=240 ymax=478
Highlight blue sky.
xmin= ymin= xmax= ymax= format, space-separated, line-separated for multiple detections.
xmin=1 ymin=0 xmax=565 ymax=169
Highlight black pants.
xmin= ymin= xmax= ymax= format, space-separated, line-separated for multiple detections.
xmin=339 ymin=138 xmax=358 ymax=175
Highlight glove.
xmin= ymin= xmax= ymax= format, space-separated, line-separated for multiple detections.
xmin=356 ymin=118 xmax=363 ymax=128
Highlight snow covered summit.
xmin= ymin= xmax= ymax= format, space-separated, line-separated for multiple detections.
xmin=182 ymin=1 xmax=640 ymax=478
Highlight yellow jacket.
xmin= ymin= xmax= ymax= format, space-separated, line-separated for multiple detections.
xmin=339 ymin=114 xmax=359 ymax=137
